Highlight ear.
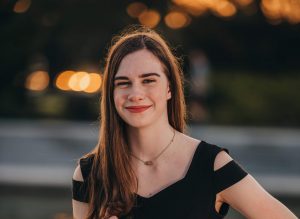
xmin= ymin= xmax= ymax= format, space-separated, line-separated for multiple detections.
xmin=167 ymin=86 xmax=172 ymax=100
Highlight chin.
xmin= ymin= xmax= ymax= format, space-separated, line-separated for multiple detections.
xmin=122 ymin=117 xmax=153 ymax=129
xmin=125 ymin=120 xmax=151 ymax=129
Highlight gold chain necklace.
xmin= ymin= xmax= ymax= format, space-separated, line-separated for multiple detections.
xmin=130 ymin=128 xmax=176 ymax=166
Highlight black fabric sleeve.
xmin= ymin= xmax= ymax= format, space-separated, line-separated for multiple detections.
xmin=213 ymin=159 xmax=248 ymax=193
xmin=72 ymin=156 xmax=94 ymax=203
xmin=72 ymin=179 xmax=89 ymax=203
xmin=80 ymin=156 xmax=93 ymax=179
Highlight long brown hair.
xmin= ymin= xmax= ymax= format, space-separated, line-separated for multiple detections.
xmin=86 ymin=26 xmax=187 ymax=218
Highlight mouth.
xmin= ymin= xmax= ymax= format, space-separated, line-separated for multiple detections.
xmin=125 ymin=105 xmax=152 ymax=113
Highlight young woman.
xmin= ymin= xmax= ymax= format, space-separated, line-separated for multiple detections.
xmin=72 ymin=26 xmax=297 ymax=219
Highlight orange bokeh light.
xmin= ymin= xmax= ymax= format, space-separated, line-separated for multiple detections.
xmin=164 ymin=11 xmax=190 ymax=29
xmin=68 ymin=72 xmax=90 ymax=91
xmin=261 ymin=0 xmax=300 ymax=24
xmin=127 ymin=2 xmax=147 ymax=18
xmin=172 ymin=0 xmax=208 ymax=16
xmin=13 ymin=0 xmax=31 ymax=13
xmin=84 ymin=73 xmax=102 ymax=93
xmin=25 ymin=70 xmax=49 ymax=91
xmin=138 ymin=9 xmax=161 ymax=28
xmin=214 ymin=1 xmax=237 ymax=17
xmin=55 ymin=70 xmax=75 ymax=91
xmin=55 ymin=71 xmax=102 ymax=93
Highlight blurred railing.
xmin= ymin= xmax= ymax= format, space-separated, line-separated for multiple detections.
xmin=0 ymin=119 xmax=299 ymax=219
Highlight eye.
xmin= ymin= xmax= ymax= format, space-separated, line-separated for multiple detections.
xmin=143 ymin=79 xmax=156 ymax=84
xmin=115 ymin=81 xmax=130 ymax=87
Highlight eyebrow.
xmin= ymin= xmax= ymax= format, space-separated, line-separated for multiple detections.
xmin=114 ymin=73 xmax=161 ymax=81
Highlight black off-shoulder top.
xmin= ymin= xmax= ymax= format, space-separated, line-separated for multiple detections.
xmin=72 ymin=140 xmax=248 ymax=219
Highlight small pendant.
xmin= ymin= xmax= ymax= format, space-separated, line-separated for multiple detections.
xmin=144 ymin=161 xmax=153 ymax=165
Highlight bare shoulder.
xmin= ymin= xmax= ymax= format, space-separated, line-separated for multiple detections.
xmin=73 ymin=164 xmax=84 ymax=182
xmin=213 ymin=149 xmax=233 ymax=171
xmin=178 ymin=132 xmax=201 ymax=148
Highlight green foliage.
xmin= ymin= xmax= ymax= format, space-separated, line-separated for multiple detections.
xmin=207 ymin=72 xmax=300 ymax=126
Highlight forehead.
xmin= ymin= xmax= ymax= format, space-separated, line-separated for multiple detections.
xmin=115 ymin=49 xmax=165 ymax=78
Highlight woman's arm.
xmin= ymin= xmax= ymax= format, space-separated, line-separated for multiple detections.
xmin=215 ymin=151 xmax=298 ymax=219
xmin=72 ymin=165 xmax=118 ymax=219
xmin=72 ymin=165 xmax=89 ymax=219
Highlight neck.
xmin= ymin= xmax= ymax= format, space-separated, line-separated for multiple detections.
xmin=127 ymin=123 xmax=176 ymax=161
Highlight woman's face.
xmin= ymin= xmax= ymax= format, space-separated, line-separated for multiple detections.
xmin=113 ymin=49 xmax=171 ymax=129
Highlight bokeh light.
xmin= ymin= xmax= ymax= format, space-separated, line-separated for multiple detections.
xmin=164 ymin=11 xmax=190 ymax=29
xmin=68 ymin=71 xmax=90 ymax=91
xmin=172 ymin=0 xmax=208 ymax=16
xmin=55 ymin=71 xmax=102 ymax=93
xmin=25 ymin=70 xmax=49 ymax=91
xmin=260 ymin=0 xmax=300 ymax=24
xmin=172 ymin=0 xmax=238 ymax=17
xmin=213 ymin=1 xmax=237 ymax=17
xmin=84 ymin=73 xmax=102 ymax=93
xmin=138 ymin=9 xmax=161 ymax=28
xmin=126 ymin=2 xmax=147 ymax=18
xmin=172 ymin=0 xmax=300 ymax=24
xmin=55 ymin=70 xmax=75 ymax=91
xmin=13 ymin=0 xmax=31 ymax=13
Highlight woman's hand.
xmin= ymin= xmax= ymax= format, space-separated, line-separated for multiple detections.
xmin=109 ymin=216 xmax=118 ymax=219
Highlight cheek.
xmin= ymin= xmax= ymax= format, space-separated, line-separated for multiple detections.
xmin=152 ymin=85 xmax=169 ymax=99
xmin=113 ymin=90 xmax=125 ymax=107
xmin=150 ymin=89 xmax=169 ymax=109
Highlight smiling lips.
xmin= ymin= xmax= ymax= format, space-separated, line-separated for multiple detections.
xmin=125 ymin=105 xmax=152 ymax=113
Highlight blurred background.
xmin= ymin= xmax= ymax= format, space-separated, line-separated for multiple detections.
xmin=0 ymin=0 xmax=300 ymax=218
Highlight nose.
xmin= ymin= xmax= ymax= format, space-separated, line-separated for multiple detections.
xmin=127 ymin=84 xmax=145 ymax=102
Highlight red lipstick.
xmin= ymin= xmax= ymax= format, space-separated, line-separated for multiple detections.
xmin=125 ymin=105 xmax=152 ymax=113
